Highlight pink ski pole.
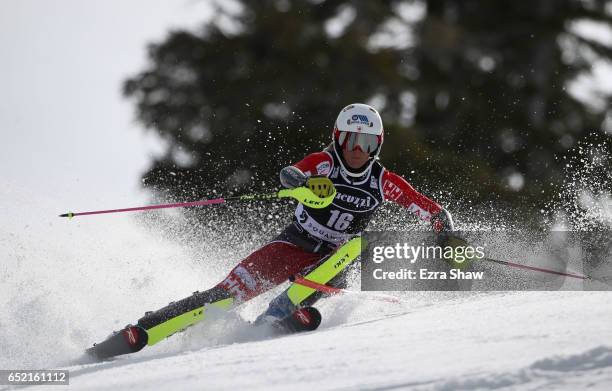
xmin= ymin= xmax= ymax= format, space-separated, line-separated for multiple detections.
xmin=59 ymin=192 xmax=278 ymax=218
xmin=482 ymin=257 xmax=590 ymax=280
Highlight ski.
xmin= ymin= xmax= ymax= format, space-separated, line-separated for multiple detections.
xmin=86 ymin=325 xmax=148 ymax=360
xmin=286 ymin=236 xmax=363 ymax=306
xmin=86 ymin=287 xmax=234 ymax=360
xmin=86 ymin=237 xmax=363 ymax=360
xmin=289 ymin=307 xmax=322 ymax=332
xmin=269 ymin=307 xmax=322 ymax=334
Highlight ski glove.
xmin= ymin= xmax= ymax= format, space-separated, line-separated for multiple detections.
xmin=431 ymin=208 xmax=454 ymax=233
xmin=280 ymin=166 xmax=308 ymax=188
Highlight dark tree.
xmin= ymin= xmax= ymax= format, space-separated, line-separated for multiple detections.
xmin=408 ymin=0 xmax=612 ymax=205
xmin=124 ymin=0 xmax=611 ymax=208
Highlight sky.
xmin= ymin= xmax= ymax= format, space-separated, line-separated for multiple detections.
xmin=0 ymin=0 xmax=214 ymax=209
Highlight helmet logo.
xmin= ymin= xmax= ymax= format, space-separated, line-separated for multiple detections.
xmin=348 ymin=114 xmax=370 ymax=126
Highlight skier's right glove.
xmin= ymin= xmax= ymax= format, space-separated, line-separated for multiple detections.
xmin=280 ymin=166 xmax=335 ymax=199
xmin=280 ymin=166 xmax=307 ymax=188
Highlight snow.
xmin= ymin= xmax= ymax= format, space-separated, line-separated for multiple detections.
xmin=1 ymin=181 xmax=611 ymax=391
xmin=6 ymin=292 xmax=612 ymax=390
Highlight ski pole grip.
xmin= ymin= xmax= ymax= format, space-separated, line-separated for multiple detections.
xmin=278 ymin=185 xmax=336 ymax=209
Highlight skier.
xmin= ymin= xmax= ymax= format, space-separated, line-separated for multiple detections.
xmin=88 ymin=103 xmax=455 ymax=358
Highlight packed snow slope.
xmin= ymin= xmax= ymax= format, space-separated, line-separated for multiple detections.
xmin=8 ymin=292 xmax=612 ymax=391
xmin=1 ymin=177 xmax=611 ymax=390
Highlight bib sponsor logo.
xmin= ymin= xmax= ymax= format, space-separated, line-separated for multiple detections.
xmin=295 ymin=205 xmax=352 ymax=243
xmin=330 ymin=167 xmax=339 ymax=179
xmin=333 ymin=184 xmax=379 ymax=212
xmin=370 ymin=176 xmax=378 ymax=189
xmin=304 ymin=220 xmax=346 ymax=241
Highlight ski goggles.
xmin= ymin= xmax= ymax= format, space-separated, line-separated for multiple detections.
xmin=336 ymin=130 xmax=381 ymax=153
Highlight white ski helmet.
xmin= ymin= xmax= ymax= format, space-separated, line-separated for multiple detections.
xmin=332 ymin=103 xmax=384 ymax=177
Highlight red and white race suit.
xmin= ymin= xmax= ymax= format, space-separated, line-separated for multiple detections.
xmin=217 ymin=145 xmax=445 ymax=303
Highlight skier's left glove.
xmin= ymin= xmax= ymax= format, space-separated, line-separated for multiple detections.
xmin=431 ymin=208 xmax=454 ymax=233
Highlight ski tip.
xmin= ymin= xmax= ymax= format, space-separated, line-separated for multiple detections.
xmin=291 ymin=307 xmax=322 ymax=332
xmin=59 ymin=212 xmax=74 ymax=218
